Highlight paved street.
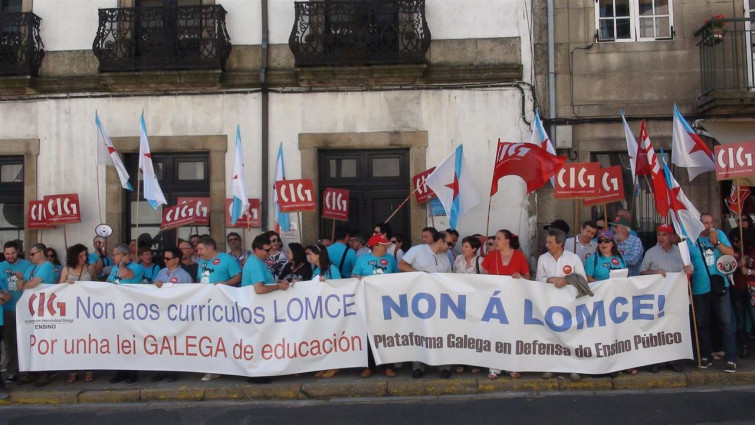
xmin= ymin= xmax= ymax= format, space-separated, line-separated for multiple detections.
xmin=1 ymin=386 xmax=754 ymax=425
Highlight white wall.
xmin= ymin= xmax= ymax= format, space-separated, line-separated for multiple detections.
xmin=267 ymin=88 xmax=535 ymax=254
xmin=0 ymin=88 xmax=536 ymax=257
xmin=36 ymin=0 xmax=115 ymax=51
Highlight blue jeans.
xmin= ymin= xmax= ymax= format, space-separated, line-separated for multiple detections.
xmin=694 ymin=289 xmax=737 ymax=363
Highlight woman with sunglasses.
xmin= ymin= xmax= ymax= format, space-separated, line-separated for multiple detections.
xmin=585 ymin=230 xmax=627 ymax=282
xmin=263 ymin=231 xmax=288 ymax=281
xmin=45 ymin=248 xmax=62 ymax=283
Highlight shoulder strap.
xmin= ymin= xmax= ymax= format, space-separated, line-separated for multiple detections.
xmin=475 ymin=256 xmax=481 ymax=274
xmin=695 ymin=240 xmax=714 ymax=278
xmin=339 ymin=244 xmax=349 ymax=273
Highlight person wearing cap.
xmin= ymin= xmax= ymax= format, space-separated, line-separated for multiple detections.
xmin=640 ymin=224 xmax=692 ymax=374
xmin=352 ymin=234 xmax=397 ymax=379
xmin=640 ymin=224 xmax=692 ymax=278
xmin=584 ymin=230 xmax=626 ymax=282
xmin=544 ymin=219 xmax=570 ymax=235
xmin=565 ymin=221 xmax=598 ymax=263
xmin=351 ymin=234 xmax=398 ymax=278
xmin=689 ymin=213 xmax=737 ymax=373
xmin=610 ymin=217 xmax=644 ymax=276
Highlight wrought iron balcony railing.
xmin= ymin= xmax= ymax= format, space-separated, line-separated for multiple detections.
xmin=695 ymin=17 xmax=755 ymax=98
xmin=289 ymin=0 xmax=430 ymax=67
xmin=92 ymin=5 xmax=231 ymax=72
xmin=0 ymin=12 xmax=44 ymax=76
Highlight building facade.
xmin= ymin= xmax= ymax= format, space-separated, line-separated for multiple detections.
xmin=0 ymin=0 xmax=539 ymax=257
xmin=533 ymin=0 xmax=754 ymax=246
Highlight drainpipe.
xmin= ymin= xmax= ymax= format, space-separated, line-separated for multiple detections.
xmin=547 ymin=0 xmax=556 ymax=142
xmin=260 ymin=0 xmax=270 ymax=231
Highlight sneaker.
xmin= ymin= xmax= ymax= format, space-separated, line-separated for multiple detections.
xmin=0 ymin=381 xmax=8 ymax=400
xmin=569 ymin=373 xmax=581 ymax=381
xmin=699 ymin=358 xmax=712 ymax=369
xmin=440 ymin=370 xmax=451 ymax=379
xmin=384 ymin=368 xmax=396 ymax=378
xmin=541 ymin=372 xmax=554 ymax=379
xmin=725 ymin=361 xmax=736 ymax=373
xmin=412 ymin=369 xmax=423 ymax=379
xmin=201 ymin=373 xmax=219 ymax=382
xmin=712 ymin=351 xmax=725 ymax=360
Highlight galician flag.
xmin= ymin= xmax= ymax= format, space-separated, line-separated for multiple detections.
xmin=425 ymin=145 xmax=480 ymax=229
xmin=95 ymin=112 xmax=133 ymax=191
xmin=138 ymin=113 xmax=167 ymax=210
xmin=273 ymin=143 xmax=290 ymax=231
xmin=230 ymin=125 xmax=250 ymax=225
xmin=660 ymin=148 xmax=705 ymax=245
xmin=671 ymin=105 xmax=715 ymax=181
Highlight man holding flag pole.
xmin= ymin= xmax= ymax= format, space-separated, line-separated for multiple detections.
xmin=660 ymin=152 xmax=737 ymax=373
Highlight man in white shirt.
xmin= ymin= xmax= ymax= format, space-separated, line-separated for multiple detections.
xmin=536 ymin=228 xmax=587 ymax=283
xmin=399 ymin=229 xmax=452 ymax=274
xmin=565 ymin=220 xmax=598 ymax=263
xmin=398 ymin=229 xmax=453 ymax=379
xmin=535 ymin=228 xmax=586 ymax=382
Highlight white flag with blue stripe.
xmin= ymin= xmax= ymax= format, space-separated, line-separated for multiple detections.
xmin=230 ymin=125 xmax=250 ymax=225
xmin=274 ymin=142 xmax=291 ymax=231
xmin=95 ymin=112 xmax=133 ymax=191
xmin=138 ymin=114 xmax=167 ymax=210
xmin=425 ymin=145 xmax=480 ymax=229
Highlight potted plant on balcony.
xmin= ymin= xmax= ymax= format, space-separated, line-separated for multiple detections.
xmin=704 ymin=14 xmax=726 ymax=45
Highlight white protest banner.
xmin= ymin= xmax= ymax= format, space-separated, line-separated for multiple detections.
xmin=361 ymin=272 xmax=692 ymax=374
xmin=18 ymin=279 xmax=367 ymax=376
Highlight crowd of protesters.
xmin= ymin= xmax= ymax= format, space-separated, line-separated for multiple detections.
xmin=0 ymin=209 xmax=746 ymax=397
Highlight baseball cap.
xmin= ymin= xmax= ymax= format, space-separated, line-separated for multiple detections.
xmin=543 ymin=219 xmax=570 ymax=234
xmin=657 ymin=224 xmax=674 ymax=234
xmin=609 ymin=217 xmax=632 ymax=231
xmin=367 ymin=234 xmax=390 ymax=248
xmin=597 ymin=230 xmax=614 ymax=240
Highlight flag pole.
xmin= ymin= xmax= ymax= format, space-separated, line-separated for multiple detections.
xmin=135 ymin=170 xmax=142 ymax=242
xmin=297 ymin=211 xmax=303 ymax=244
xmin=602 ymin=203 xmax=608 ymax=226
xmin=63 ymin=224 xmax=68 ymax=251
xmin=96 ymin=166 xmax=104 ymax=224
xmin=429 ymin=203 xmax=435 ymax=228
xmin=485 ymin=195 xmax=493 ymax=238
xmin=737 ymin=179 xmax=744 ymax=258
xmin=384 ymin=188 xmax=419 ymax=224
xmin=687 ymin=276 xmax=703 ymax=368
xmin=573 ymin=199 xmax=579 ymax=251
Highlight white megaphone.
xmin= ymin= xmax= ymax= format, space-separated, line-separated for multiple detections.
xmin=95 ymin=224 xmax=113 ymax=239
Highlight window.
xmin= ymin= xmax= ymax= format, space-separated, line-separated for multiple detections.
xmin=596 ymin=0 xmax=673 ymax=42
xmin=0 ymin=0 xmax=21 ymax=13
xmin=0 ymin=157 xmax=24 ymax=247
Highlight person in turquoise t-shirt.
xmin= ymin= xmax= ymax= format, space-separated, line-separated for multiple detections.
xmin=585 ymin=230 xmax=627 ymax=282
xmin=352 ymin=234 xmax=398 ymax=277
xmin=243 ymin=235 xmax=291 ymax=295
xmin=196 ymin=237 xmax=241 ymax=286
xmin=0 ymin=240 xmax=31 ymax=384
xmin=327 ymin=223 xmax=356 ymax=278
xmin=20 ymin=243 xmax=57 ymax=289
xmin=107 ymin=243 xmax=145 ymax=284
xmin=307 ymin=243 xmax=341 ymax=280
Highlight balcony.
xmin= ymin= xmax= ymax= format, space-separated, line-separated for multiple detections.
xmin=289 ymin=0 xmax=430 ymax=68
xmin=0 ymin=12 xmax=44 ymax=76
xmin=92 ymin=5 xmax=231 ymax=73
xmin=696 ymin=17 xmax=755 ymax=115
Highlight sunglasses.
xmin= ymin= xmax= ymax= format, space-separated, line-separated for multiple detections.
xmin=227 ymin=237 xmax=240 ymax=242
xmin=445 ymin=241 xmax=455 ymax=248
xmin=261 ymin=248 xmax=272 ymax=253
xmin=164 ymin=256 xmax=175 ymax=260
xmin=270 ymin=239 xmax=280 ymax=243
xmin=598 ymin=239 xmax=612 ymax=244
xmin=390 ymin=239 xmax=398 ymax=243
xmin=29 ymin=250 xmax=40 ymax=256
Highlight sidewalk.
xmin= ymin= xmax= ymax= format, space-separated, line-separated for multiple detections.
xmin=4 ymin=358 xmax=755 ymax=405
